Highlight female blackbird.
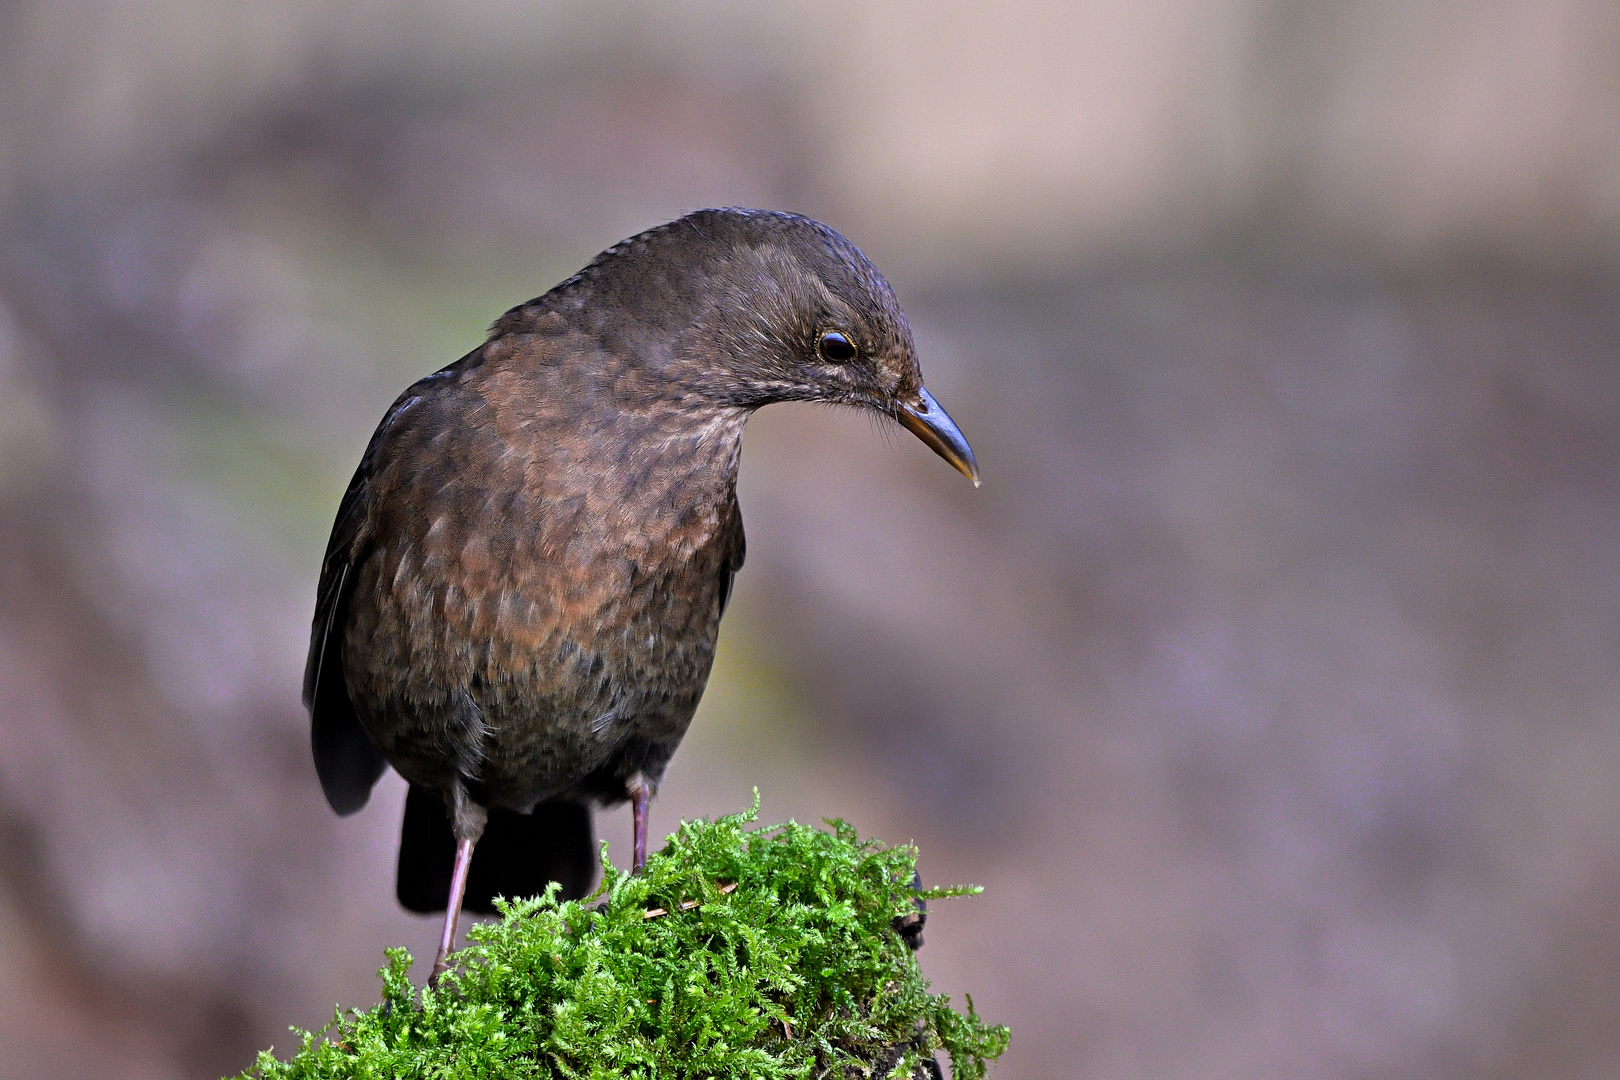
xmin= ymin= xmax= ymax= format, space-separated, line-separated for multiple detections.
xmin=303 ymin=209 xmax=978 ymax=981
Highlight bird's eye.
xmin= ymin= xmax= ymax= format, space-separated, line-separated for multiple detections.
xmin=817 ymin=331 xmax=857 ymax=363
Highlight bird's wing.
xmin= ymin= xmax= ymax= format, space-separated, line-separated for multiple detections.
xmin=718 ymin=499 xmax=746 ymax=618
xmin=303 ymin=363 xmax=461 ymax=815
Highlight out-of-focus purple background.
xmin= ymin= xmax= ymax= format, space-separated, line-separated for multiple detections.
xmin=2 ymin=4 xmax=1618 ymax=1077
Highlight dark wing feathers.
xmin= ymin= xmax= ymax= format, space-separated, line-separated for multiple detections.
xmin=305 ymin=450 xmax=385 ymax=815
xmin=718 ymin=503 xmax=746 ymax=618
xmin=308 ymin=559 xmax=384 ymax=815
xmin=304 ymin=366 xmax=462 ymax=815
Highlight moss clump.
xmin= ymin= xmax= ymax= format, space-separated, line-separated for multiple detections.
xmin=240 ymin=800 xmax=1009 ymax=1079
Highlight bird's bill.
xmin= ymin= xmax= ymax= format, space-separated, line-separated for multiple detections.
xmin=897 ymin=386 xmax=980 ymax=486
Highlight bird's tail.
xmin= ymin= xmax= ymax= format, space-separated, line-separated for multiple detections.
xmin=396 ymin=786 xmax=597 ymax=914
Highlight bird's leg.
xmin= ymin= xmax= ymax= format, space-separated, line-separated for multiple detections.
xmin=629 ymin=778 xmax=652 ymax=874
xmin=429 ymin=793 xmax=487 ymax=987
xmin=429 ymin=837 xmax=476 ymax=986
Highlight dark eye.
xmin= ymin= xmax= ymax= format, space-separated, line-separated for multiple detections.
xmin=817 ymin=331 xmax=857 ymax=363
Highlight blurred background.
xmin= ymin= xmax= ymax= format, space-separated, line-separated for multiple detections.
xmin=1 ymin=1 xmax=1618 ymax=1077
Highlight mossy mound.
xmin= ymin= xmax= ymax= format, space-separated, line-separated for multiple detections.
xmin=240 ymin=800 xmax=1009 ymax=1079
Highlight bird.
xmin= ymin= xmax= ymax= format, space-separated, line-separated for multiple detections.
xmin=302 ymin=208 xmax=979 ymax=982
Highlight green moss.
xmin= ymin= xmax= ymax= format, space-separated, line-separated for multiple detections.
xmin=240 ymin=799 xmax=1009 ymax=1079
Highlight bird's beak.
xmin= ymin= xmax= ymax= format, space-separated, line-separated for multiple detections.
xmin=896 ymin=386 xmax=980 ymax=487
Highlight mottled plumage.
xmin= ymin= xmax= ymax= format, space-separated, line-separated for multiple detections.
xmin=303 ymin=209 xmax=978 ymax=981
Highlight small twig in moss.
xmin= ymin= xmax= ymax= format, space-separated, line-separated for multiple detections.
xmin=642 ymin=880 xmax=737 ymax=919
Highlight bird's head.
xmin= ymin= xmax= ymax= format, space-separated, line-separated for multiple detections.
xmin=591 ymin=208 xmax=980 ymax=486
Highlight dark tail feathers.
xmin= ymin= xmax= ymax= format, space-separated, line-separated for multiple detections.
xmin=396 ymin=786 xmax=597 ymax=914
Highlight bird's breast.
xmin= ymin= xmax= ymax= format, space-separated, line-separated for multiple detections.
xmin=342 ymin=396 xmax=745 ymax=801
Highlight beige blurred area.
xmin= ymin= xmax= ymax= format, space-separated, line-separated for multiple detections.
xmin=1 ymin=1 xmax=1618 ymax=1077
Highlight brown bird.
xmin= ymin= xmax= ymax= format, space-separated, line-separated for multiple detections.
xmin=303 ymin=208 xmax=978 ymax=982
